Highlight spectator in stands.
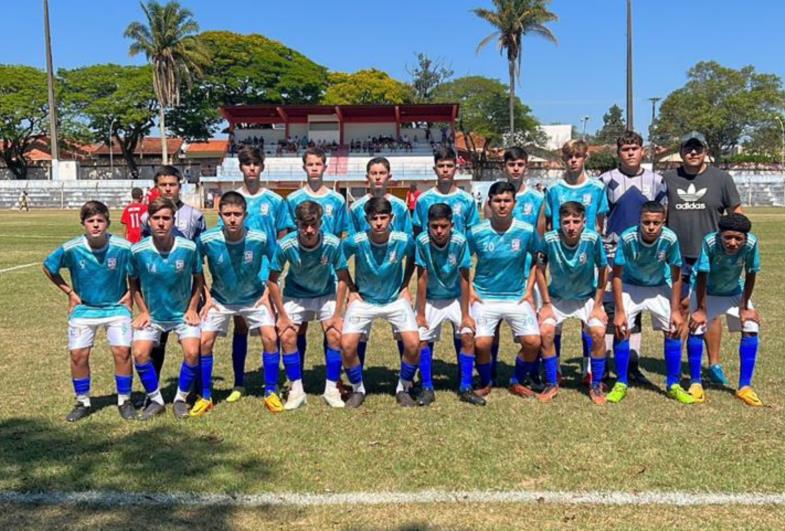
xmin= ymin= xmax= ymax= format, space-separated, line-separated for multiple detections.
xmin=120 ymin=187 xmax=147 ymax=244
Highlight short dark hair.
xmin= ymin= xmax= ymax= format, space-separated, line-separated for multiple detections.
xmin=503 ymin=146 xmax=529 ymax=162
xmin=148 ymin=197 xmax=177 ymax=217
xmin=616 ymin=131 xmax=644 ymax=149
xmin=295 ymin=200 xmax=323 ymax=223
xmin=640 ymin=201 xmax=666 ymax=216
xmin=154 ymin=165 xmax=181 ymax=184
xmin=80 ymin=201 xmax=110 ymax=223
xmin=302 ymin=146 xmax=327 ymax=163
xmin=364 ymin=196 xmax=392 ymax=217
xmin=428 ymin=203 xmax=453 ymax=222
xmin=366 ymin=156 xmax=391 ymax=173
xmin=433 ymin=146 xmax=457 ymax=164
xmin=131 ymin=187 xmax=143 ymax=200
xmin=559 ymin=201 xmax=585 ymax=219
xmin=219 ymin=190 xmax=247 ymax=211
xmin=718 ymin=213 xmax=752 ymax=234
xmin=488 ymin=180 xmax=516 ymax=200
xmin=238 ymin=145 xmax=265 ymax=166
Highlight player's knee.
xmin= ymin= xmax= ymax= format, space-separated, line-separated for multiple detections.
xmin=70 ymin=348 xmax=90 ymax=366
xmin=540 ymin=325 xmax=556 ymax=342
xmin=589 ymin=327 xmax=605 ymax=343
xmin=325 ymin=328 xmax=341 ymax=349
xmin=520 ymin=334 xmax=541 ymax=352
xmin=111 ymin=347 xmax=131 ymax=363
xmin=280 ymin=328 xmax=297 ymax=352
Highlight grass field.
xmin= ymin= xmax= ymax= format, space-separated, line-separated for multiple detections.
xmin=1 ymin=208 xmax=785 ymax=529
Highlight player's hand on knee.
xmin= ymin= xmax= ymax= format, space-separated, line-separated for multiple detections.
xmin=133 ymin=311 xmax=150 ymax=330
xmin=461 ymin=314 xmax=476 ymax=335
xmin=614 ymin=314 xmax=629 ymax=340
xmin=323 ymin=315 xmax=343 ymax=335
xmin=416 ymin=313 xmax=428 ymax=330
xmin=538 ymin=303 xmax=555 ymax=326
xmin=740 ymin=308 xmax=760 ymax=326
xmin=669 ymin=312 xmax=685 ymax=337
xmin=591 ymin=306 xmax=608 ymax=326
xmin=689 ymin=309 xmax=707 ymax=333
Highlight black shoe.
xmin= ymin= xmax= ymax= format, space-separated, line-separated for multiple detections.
xmin=628 ymin=357 xmax=652 ymax=386
xmin=66 ymin=403 xmax=93 ymax=422
xmin=117 ymin=401 xmax=137 ymax=421
xmin=345 ymin=392 xmax=366 ymax=409
xmin=396 ymin=390 xmax=418 ymax=407
xmin=140 ymin=401 xmax=166 ymax=421
xmin=525 ymin=375 xmax=546 ymax=393
xmin=458 ymin=389 xmax=486 ymax=406
xmin=418 ymin=388 xmax=436 ymax=407
xmin=173 ymin=400 xmax=190 ymax=419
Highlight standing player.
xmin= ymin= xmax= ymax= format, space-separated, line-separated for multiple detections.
xmin=192 ymin=191 xmax=280 ymax=417
xmin=687 ymin=214 xmax=762 ymax=406
xmin=43 ymin=201 xmax=136 ymax=422
xmin=129 ymin=197 xmax=204 ymax=420
xmin=268 ymin=201 xmax=351 ymax=409
xmin=120 ymin=187 xmax=148 ymax=244
xmin=340 ymin=197 xmax=419 ymax=408
xmin=536 ymin=201 xmax=609 ymax=404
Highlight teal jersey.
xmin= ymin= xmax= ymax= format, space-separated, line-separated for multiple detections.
xmin=544 ymin=178 xmax=609 ymax=229
xmin=197 ymin=228 xmax=275 ymax=306
xmin=513 ymin=187 xmax=545 ymax=226
xmin=415 ymin=231 xmax=471 ymax=301
xmin=286 ymin=187 xmax=348 ymax=238
xmin=233 ymin=187 xmax=294 ymax=242
xmin=614 ymin=226 xmax=682 ymax=287
xmin=43 ymin=234 xmax=132 ymax=320
xmin=129 ymin=236 xmax=202 ymax=323
xmin=342 ymin=231 xmax=414 ymax=305
xmin=349 ymin=194 xmax=413 ymax=235
xmin=542 ymin=229 xmax=608 ymax=300
xmin=467 ymin=220 xmax=540 ymax=302
xmin=412 ymin=187 xmax=480 ymax=234
xmin=692 ymin=232 xmax=761 ymax=296
xmin=271 ymin=232 xmax=348 ymax=299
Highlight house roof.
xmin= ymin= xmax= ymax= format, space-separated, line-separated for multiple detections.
xmin=184 ymin=139 xmax=229 ymax=158
xmin=92 ymin=137 xmax=184 ymax=156
xmin=220 ymin=103 xmax=459 ymax=125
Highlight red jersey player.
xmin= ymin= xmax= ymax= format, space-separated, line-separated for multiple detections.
xmin=121 ymin=188 xmax=148 ymax=244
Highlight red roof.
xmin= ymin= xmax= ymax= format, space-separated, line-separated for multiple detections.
xmin=220 ymin=103 xmax=459 ymax=125
xmin=92 ymin=137 xmax=184 ymax=156
xmin=185 ymin=139 xmax=229 ymax=156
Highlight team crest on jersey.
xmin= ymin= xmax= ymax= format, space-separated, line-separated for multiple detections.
xmin=78 ymin=259 xmax=87 ymax=270
xmin=217 ymin=254 xmax=224 ymax=265
xmin=325 ymin=204 xmax=334 ymax=216
xmin=320 ymin=255 xmax=329 ymax=266
xmin=582 ymin=193 xmax=592 ymax=205
xmin=389 ymin=250 xmax=398 ymax=263
xmin=657 ymin=251 xmax=667 ymax=262
xmin=244 ymin=250 xmax=254 ymax=264
xmin=147 ymin=263 xmax=157 ymax=273
xmin=523 ymin=204 xmax=533 ymax=215
xmin=175 ymin=259 xmax=185 ymax=272
xmin=448 ymin=254 xmax=457 ymax=266
xmin=107 ymin=257 xmax=117 ymax=270
xmin=511 ymin=239 xmax=521 ymax=251
xmin=579 ymin=252 xmax=587 ymax=264
xmin=453 ymin=204 xmax=463 ymax=215
xmin=260 ymin=203 xmax=270 ymax=215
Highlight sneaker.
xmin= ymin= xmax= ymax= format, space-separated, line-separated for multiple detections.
xmin=606 ymin=382 xmax=628 ymax=403
xmin=322 ymin=387 xmax=346 ymax=408
xmin=736 ymin=386 xmax=764 ymax=407
xmin=708 ymin=364 xmax=730 ymax=386
xmin=345 ymin=392 xmax=366 ymax=409
xmin=475 ymin=384 xmax=492 ymax=397
xmin=226 ymin=387 xmax=245 ymax=403
xmin=458 ymin=389 xmax=486 ymax=406
xmin=173 ymin=400 xmax=190 ymax=419
xmin=336 ymin=380 xmax=353 ymax=401
xmin=667 ymin=384 xmax=696 ymax=404
xmin=284 ymin=388 xmax=307 ymax=411
xmin=396 ymin=390 xmax=418 ymax=407
xmin=418 ymin=388 xmax=436 ymax=407
xmin=509 ymin=382 xmax=536 ymax=399
xmin=117 ymin=401 xmax=137 ymax=420
xmin=65 ymin=403 xmax=92 ymax=423
xmin=263 ymin=392 xmax=284 ymax=413
xmin=537 ymin=385 xmax=559 ymax=402
xmin=688 ymin=383 xmax=706 ymax=404
xmin=189 ymin=398 xmax=214 ymax=417
xmin=140 ymin=400 xmax=166 ymax=421
xmin=589 ymin=386 xmax=607 ymax=405
xmin=527 ymin=375 xmax=546 ymax=393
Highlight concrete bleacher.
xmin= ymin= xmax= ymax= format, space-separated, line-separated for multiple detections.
xmin=0 ymin=180 xmax=153 ymax=209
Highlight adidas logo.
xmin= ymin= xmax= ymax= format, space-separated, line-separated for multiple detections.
xmin=675 ymin=184 xmax=707 ymax=210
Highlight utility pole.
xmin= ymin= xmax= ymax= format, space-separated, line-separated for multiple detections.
xmin=626 ymin=0 xmax=634 ymax=131
xmin=581 ymin=116 xmax=590 ymax=139
xmin=774 ymin=115 xmax=785 ymax=169
xmin=43 ymin=0 xmax=60 ymax=179
xmin=648 ymin=97 xmax=660 ymax=169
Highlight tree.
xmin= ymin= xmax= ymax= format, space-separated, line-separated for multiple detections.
xmin=473 ymin=0 xmax=557 ymax=135
xmin=125 ymin=0 xmax=209 ymax=162
xmin=0 ymin=65 xmax=50 ymax=179
xmin=407 ymin=52 xmax=453 ymax=103
xmin=595 ymin=104 xmax=626 ymax=145
xmin=653 ymin=61 xmax=785 ymax=157
xmin=322 ymin=69 xmax=414 ymax=105
xmin=60 ymin=64 xmax=158 ymax=175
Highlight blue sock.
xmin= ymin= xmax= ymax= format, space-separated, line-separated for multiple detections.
xmin=477 ymin=362 xmax=492 ymax=388
xmin=614 ymin=338 xmax=630 ymax=385
xmin=400 ymin=360 xmax=417 ymax=383
xmin=358 ymin=341 xmax=367 ymax=367
xmin=554 ymin=334 xmax=562 ymax=361
xmin=135 ymin=361 xmax=159 ymax=394
xmin=297 ymin=335 xmax=307 ymax=370
xmin=664 ymin=338 xmax=682 ymax=388
xmin=419 ymin=345 xmax=434 ymax=390
xmin=459 ymin=353 xmax=475 ymax=391
xmin=115 ymin=374 xmax=132 ymax=396
xmin=543 ymin=356 xmax=558 ymax=385
xmin=581 ymin=330 xmax=592 ymax=360
xmin=177 ymin=361 xmax=198 ymax=394
xmin=512 ymin=357 xmax=526 ymax=385
xmin=200 ymin=354 xmax=214 ymax=400
xmin=590 ymin=358 xmax=606 ymax=389
xmin=490 ymin=343 xmax=499 ymax=381
xmin=739 ymin=335 xmax=759 ymax=388
xmin=262 ymin=351 xmax=280 ymax=396
xmin=72 ymin=377 xmax=90 ymax=397
xmin=283 ymin=351 xmax=302 ymax=382
xmin=346 ymin=364 xmax=363 ymax=385
xmin=687 ymin=335 xmax=704 ymax=384
xmin=396 ymin=340 xmax=404 ymax=359
xmin=325 ymin=347 xmax=342 ymax=383
xmin=231 ymin=333 xmax=247 ymax=388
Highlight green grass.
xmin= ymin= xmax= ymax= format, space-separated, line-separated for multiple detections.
xmin=1 ymin=208 xmax=785 ymax=528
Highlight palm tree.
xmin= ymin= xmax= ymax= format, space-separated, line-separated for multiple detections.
xmin=474 ymin=0 xmax=557 ymax=135
xmin=125 ymin=1 xmax=208 ymax=164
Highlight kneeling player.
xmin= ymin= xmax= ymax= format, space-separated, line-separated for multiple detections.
xmin=536 ymin=201 xmax=609 ymax=404
xmin=268 ymin=200 xmax=351 ymax=409
xmin=194 ymin=191 xmax=280 ymax=416
xmin=43 ymin=201 xmax=135 ymax=422
xmin=687 ymin=214 xmax=762 ymax=406
xmin=415 ymin=203 xmax=483 ymax=406
xmin=129 ymin=198 xmax=204 ymax=420
xmin=606 ymin=202 xmax=691 ymax=403
xmin=340 ymin=197 xmax=419 ymax=408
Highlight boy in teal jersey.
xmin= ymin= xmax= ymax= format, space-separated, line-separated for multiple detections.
xmin=412 ymin=147 xmax=479 ymax=236
xmin=128 ymin=198 xmax=204 ymax=420
xmin=467 ymin=181 xmax=542 ymax=400
xmin=191 ymin=191 xmax=281 ymax=417
xmin=348 ymin=157 xmax=412 ymax=235
xmin=414 ymin=203 xmax=483 ymax=406
xmin=268 ymin=200 xmax=352 ymax=409
xmin=340 ymin=197 xmax=419 ymax=408
xmin=606 ymin=202 xmax=691 ymax=404
xmin=43 ymin=201 xmax=136 ymax=422
xmin=687 ymin=213 xmax=762 ymax=406
xmin=536 ymin=201 xmax=610 ymax=404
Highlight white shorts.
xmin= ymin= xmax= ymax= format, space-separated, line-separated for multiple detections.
xmin=284 ymin=295 xmax=336 ymax=325
xmin=343 ymin=299 xmax=418 ymax=336
xmin=471 ymin=300 xmax=539 ymax=338
xmin=621 ymin=284 xmax=673 ymax=332
xmin=543 ymin=298 xmax=605 ymax=329
xmin=201 ymin=301 xmax=274 ymax=336
xmin=68 ymin=316 xmax=132 ymax=350
xmin=419 ymin=299 xmax=471 ymax=342
xmin=133 ymin=321 xmax=201 ymax=344
xmin=689 ymin=292 xmax=759 ymax=334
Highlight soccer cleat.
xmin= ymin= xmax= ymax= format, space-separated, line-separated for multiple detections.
xmin=263 ymin=392 xmax=284 ymax=413
xmin=667 ymin=384 xmax=696 ymax=404
xmin=418 ymin=388 xmax=436 ymax=407
xmin=336 ymin=380 xmax=353 ymax=401
xmin=226 ymin=387 xmax=245 ymax=403
xmin=284 ymin=388 xmax=307 ymax=411
xmin=139 ymin=401 xmax=165 ymax=421
xmin=458 ymin=389 xmax=486 ymax=406
xmin=707 ymin=364 xmax=730 ymax=386
xmin=606 ymin=382 xmax=628 ymax=403
xmin=475 ymin=384 xmax=492 ymax=397
xmin=173 ymin=400 xmax=190 ymax=419
xmin=345 ymin=392 xmax=366 ymax=409
xmin=322 ymin=388 xmax=346 ymax=408
xmin=589 ymin=386 xmax=607 ymax=405
xmin=189 ymin=398 xmax=214 ymax=417
xmin=537 ymin=385 xmax=559 ymax=402
xmin=117 ymin=401 xmax=137 ymax=421
xmin=736 ymin=386 xmax=763 ymax=407
xmin=65 ymin=403 xmax=92 ymax=423
xmin=396 ymin=390 xmax=418 ymax=407
xmin=509 ymin=382 xmax=536 ymax=399
xmin=688 ymin=383 xmax=706 ymax=404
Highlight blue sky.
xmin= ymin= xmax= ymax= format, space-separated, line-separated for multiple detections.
xmin=6 ymin=0 xmax=783 ymax=138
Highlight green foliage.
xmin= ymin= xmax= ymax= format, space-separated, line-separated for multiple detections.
xmin=408 ymin=53 xmax=453 ymax=103
xmin=585 ymin=150 xmax=618 ymax=172
xmin=0 ymin=65 xmax=50 ymax=178
xmin=322 ymin=69 xmax=414 ymax=105
xmin=595 ymin=104 xmax=626 ymax=145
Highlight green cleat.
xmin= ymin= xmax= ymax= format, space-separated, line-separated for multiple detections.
xmin=668 ymin=384 xmax=697 ymax=404
xmin=606 ymin=382 xmax=628 ymax=403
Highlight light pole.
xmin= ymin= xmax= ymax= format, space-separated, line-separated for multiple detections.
xmin=774 ymin=114 xmax=785 ymax=169
xmin=43 ymin=0 xmax=59 ymax=179
xmin=108 ymin=117 xmax=117 ymax=179
xmin=581 ymin=116 xmax=590 ymax=139
xmin=626 ymin=0 xmax=634 ymax=131
xmin=648 ymin=97 xmax=660 ymax=169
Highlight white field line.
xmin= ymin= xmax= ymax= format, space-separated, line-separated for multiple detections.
xmin=1 ymin=490 xmax=785 ymax=507
xmin=0 ymin=262 xmax=38 ymax=274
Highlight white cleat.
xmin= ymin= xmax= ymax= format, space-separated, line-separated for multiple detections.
xmin=322 ymin=387 xmax=345 ymax=408
xmin=284 ymin=388 xmax=308 ymax=411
